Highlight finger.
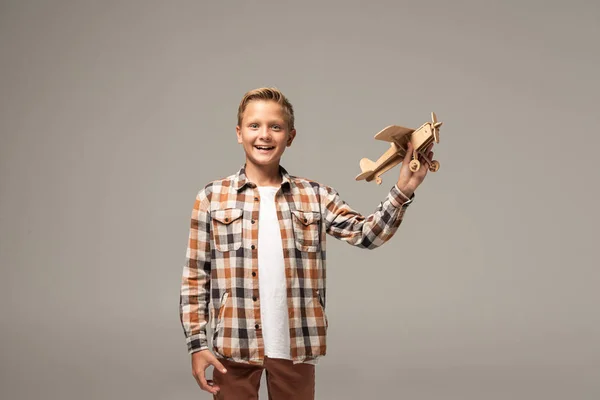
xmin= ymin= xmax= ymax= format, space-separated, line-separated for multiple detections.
xmin=402 ymin=142 xmax=413 ymax=168
xmin=420 ymin=159 xmax=430 ymax=177
xmin=206 ymin=379 xmax=221 ymax=393
xmin=403 ymin=142 xmax=412 ymax=160
xmin=211 ymin=358 xmax=228 ymax=374
xmin=416 ymin=151 xmax=429 ymax=166
xmin=193 ymin=369 xmax=209 ymax=391
xmin=414 ymin=165 xmax=427 ymax=181
xmin=194 ymin=369 xmax=219 ymax=395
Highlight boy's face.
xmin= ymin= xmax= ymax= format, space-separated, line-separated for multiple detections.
xmin=236 ymin=100 xmax=296 ymax=169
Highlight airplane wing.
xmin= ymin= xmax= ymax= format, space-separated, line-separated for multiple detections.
xmin=374 ymin=125 xmax=414 ymax=143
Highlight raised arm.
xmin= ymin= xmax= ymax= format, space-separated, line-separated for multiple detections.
xmin=321 ymin=141 xmax=434 ymax=249
xmin=320 ymin=183 xmax=413 ymax=249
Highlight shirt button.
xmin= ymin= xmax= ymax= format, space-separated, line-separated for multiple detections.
xmin=252 ymin=272 xmax=256 ymax=277
xmin=253 ymin=296 xmax=257 ymax=301
xmin=225 ymin=218 xmax=229 ymax=222
xmin=303 ymin=218 xmax=307 ymax=223
xmin=255 ymin=324 xmax=259 ymax=329
xmin=251 ymin=219 xmax=255 ymax=224
xmin=251 ymin=245 xmax=255 ymax=250
xmin=254 ymin=197 xmax=259 ymax=201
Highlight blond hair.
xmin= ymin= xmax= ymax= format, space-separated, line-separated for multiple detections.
xmin=237 ymin=87 xmax=295 ymax=130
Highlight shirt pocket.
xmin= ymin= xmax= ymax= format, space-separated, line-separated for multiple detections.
xmin=291 ymin=210 xmax=321 ymax=252
xmin=211 ymin=208 xmax=244 ymax=252
xmin=315 ymin=289 xmax=328 ymax=329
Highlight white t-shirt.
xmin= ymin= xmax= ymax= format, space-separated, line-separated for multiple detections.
xmin=257 ymin=186 xmax=318 ymax=365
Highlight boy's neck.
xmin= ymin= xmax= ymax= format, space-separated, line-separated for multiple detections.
xmin=244 ymin=161 xmax=282 ymax=187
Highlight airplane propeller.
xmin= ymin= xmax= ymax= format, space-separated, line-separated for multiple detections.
xmin=431 ymin=112 xmax=442 ymax=143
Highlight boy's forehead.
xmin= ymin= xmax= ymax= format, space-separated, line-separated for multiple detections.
xmin=242 ymin=100 xmax=286 ymax=120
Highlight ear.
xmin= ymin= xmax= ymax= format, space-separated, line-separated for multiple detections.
xmin=287 ymin=129 xmax=296 ymax=147
xmin=236 ymin=125 xmax=242 ymax=144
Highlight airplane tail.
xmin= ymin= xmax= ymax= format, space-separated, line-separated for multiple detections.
xmin=359 ymin=158 xmax=376 ymax=173
xmin=355 ymin=158 xmax=376 ymax=181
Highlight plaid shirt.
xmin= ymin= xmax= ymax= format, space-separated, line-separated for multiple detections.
xmin=179 ymin=165 xmax=414 ymax=365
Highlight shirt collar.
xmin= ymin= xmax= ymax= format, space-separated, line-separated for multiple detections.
xmin=233 ymin=164 xmax=293 ymax=192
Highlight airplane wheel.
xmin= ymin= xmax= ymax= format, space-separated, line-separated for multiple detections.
xmin=409 ymin=159 xmax=420 ymax=172
xmin=429 ymin=160 xmax=440 ymax=172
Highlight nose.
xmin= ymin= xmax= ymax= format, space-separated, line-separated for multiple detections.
xmin=258 ymin=127 xmax=272 ymax=140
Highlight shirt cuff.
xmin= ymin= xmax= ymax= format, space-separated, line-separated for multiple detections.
xmin=186 ymin=334 xmax=209 ymax=354
xmin=189 ymin=346 xmax=210 ymax=355
xmin=389 ymin=184 xmax=415 ymax=208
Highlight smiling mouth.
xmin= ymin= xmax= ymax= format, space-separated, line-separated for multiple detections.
xmin=254 ymin=145 xmax=275 ymax=151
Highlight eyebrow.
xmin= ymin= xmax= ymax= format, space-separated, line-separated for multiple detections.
xmin=247 ymin=119 xmax=285 ymax=125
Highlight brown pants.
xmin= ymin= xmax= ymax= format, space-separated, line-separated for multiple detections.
xmin=212 ymin=356 xmax=315 ymax=400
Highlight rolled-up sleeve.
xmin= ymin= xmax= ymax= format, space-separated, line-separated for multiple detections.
xmin=320 ymin=184 xmax=414 ymax=249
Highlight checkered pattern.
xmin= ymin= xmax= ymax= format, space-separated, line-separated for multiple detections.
xmin=179 ymin=165 xmax=413 ymax=365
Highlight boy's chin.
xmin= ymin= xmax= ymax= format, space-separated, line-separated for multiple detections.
xmin=246 ymin=154 xmax=282 ymax=168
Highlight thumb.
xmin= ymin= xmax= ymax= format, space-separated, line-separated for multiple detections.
xmin=211 ymin=357 xmax=228 ymax=374
xmin=403 ymin=141 xmax=413 ymax=166
xmin=400 ymin=141 xmax=413 ymax=176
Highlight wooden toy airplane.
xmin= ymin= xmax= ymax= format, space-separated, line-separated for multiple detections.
xmin=355 ymin=112 xmax=442 ymax=185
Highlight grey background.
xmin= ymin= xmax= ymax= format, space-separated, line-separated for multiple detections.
xmin=1 ymin=0 xmax=598 ymax=399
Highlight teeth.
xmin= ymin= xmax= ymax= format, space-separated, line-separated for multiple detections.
xmin=256 ymin=146 xmax=274 ymax=150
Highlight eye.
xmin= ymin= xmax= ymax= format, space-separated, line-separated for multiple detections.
xmin=272 ymin=125 xmax=281 ymax=131
xmin=249 ymin=123 xmax=258 ymax=129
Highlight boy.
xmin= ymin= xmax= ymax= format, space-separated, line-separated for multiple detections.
xmin=180 ymin=88 xmax=434 ymax=399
